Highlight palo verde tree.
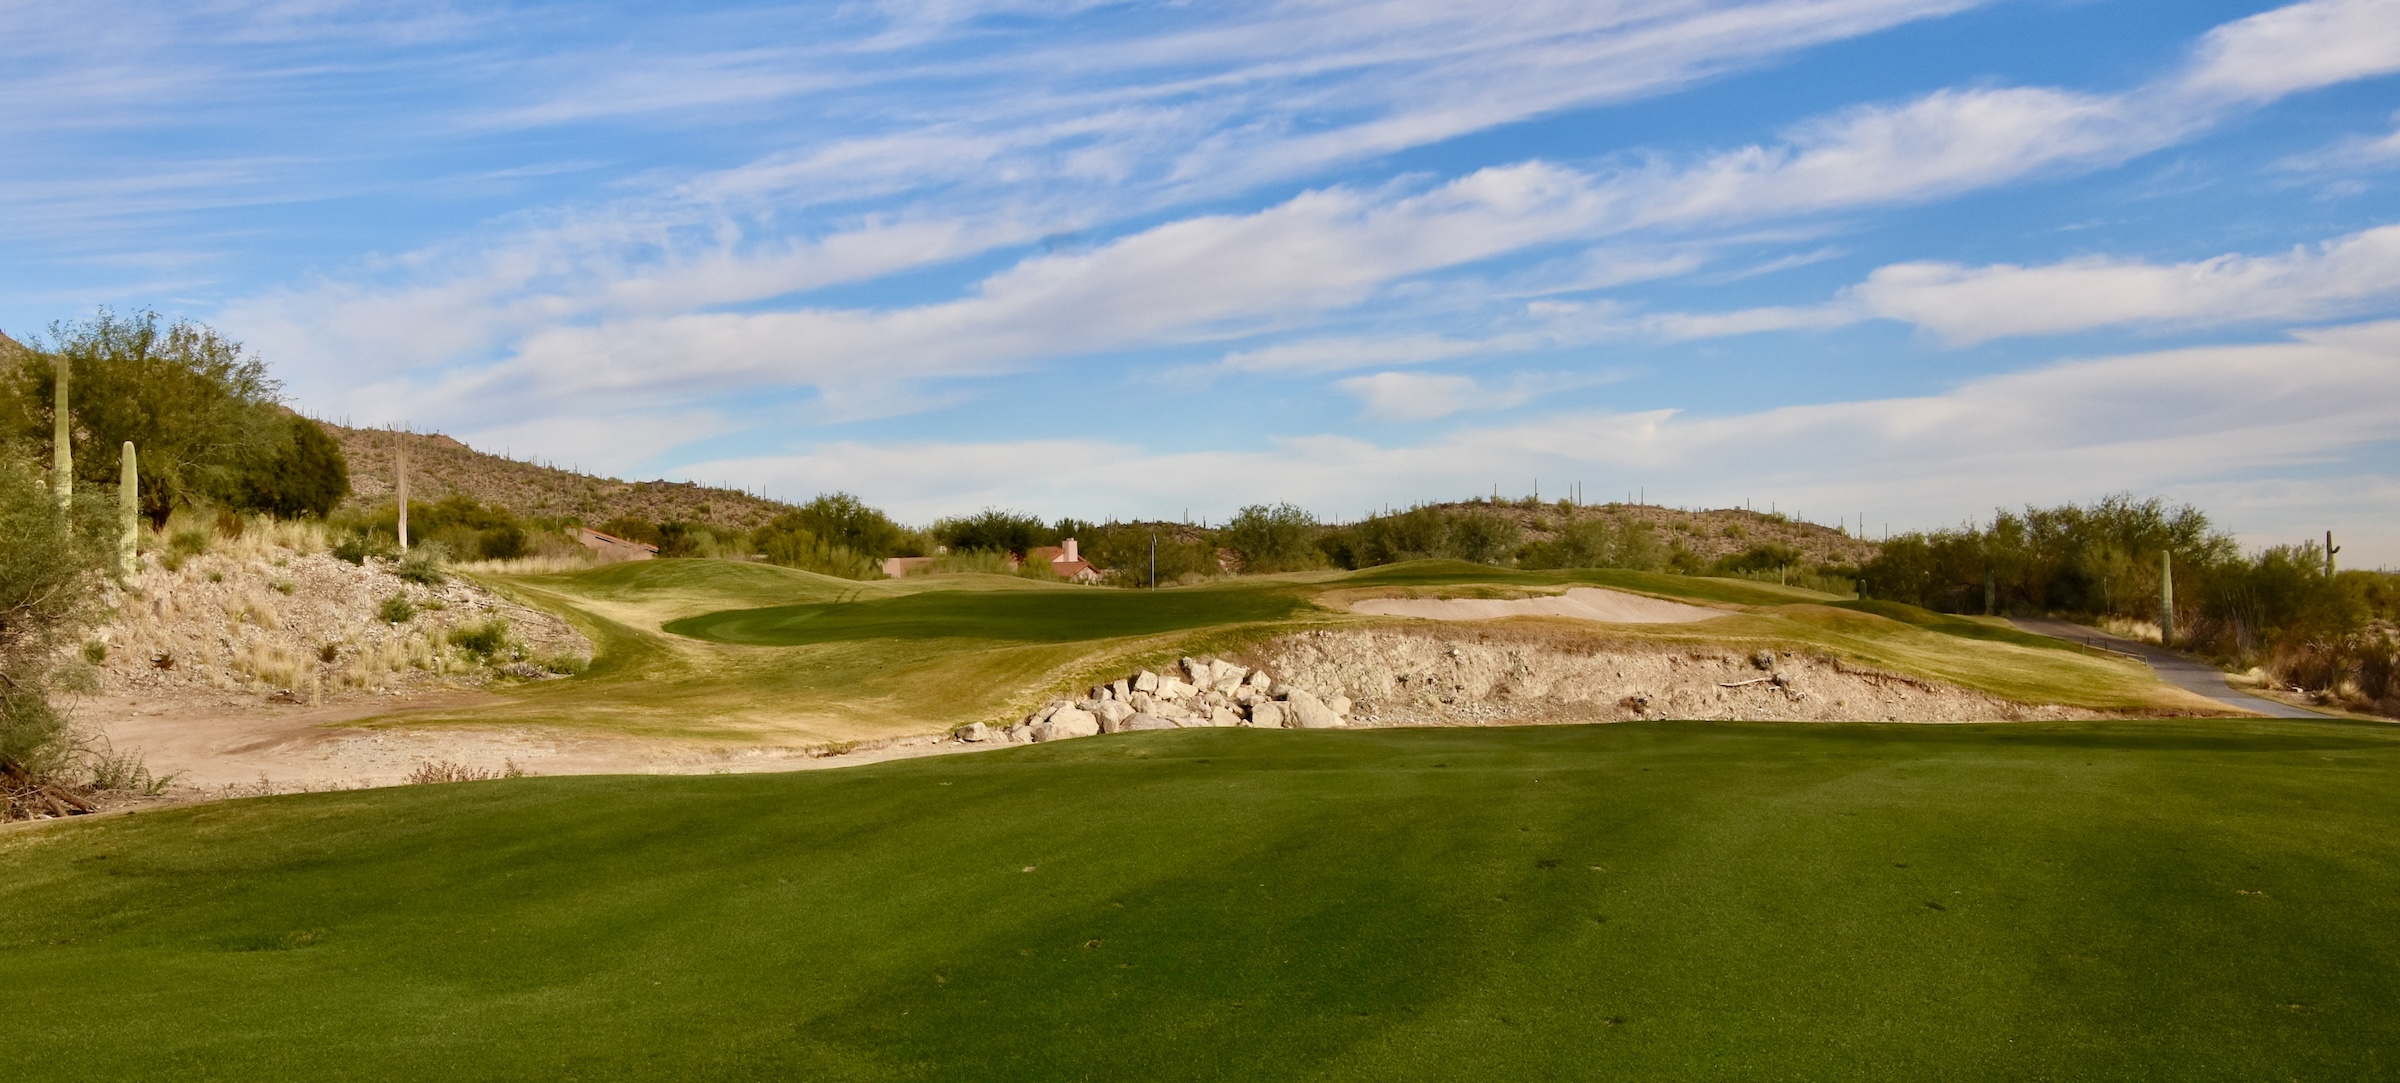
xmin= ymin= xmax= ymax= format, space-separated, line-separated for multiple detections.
xmin=3 ymin=310 xmax=320 ymax=526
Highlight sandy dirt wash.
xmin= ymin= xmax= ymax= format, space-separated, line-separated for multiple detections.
xmin=82 ymin=691 xmax=973 ymax=800
xmin=1349 ymin=587 xmax=1730 ymax=625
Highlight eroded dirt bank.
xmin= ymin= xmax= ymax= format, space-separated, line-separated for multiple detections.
xmin=1258 ymin=626 xmax=2114 ymax=725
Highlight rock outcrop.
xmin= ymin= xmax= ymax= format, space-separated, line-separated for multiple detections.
xmin=969 ymin=655 xmax=1354 ymax=744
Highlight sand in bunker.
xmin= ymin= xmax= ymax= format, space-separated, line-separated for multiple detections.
xmin=1351 ymin=587 xmax=1729 ymax=624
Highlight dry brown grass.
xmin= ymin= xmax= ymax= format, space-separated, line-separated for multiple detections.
xmin=404 ymin=759 xmax=527 ymax=784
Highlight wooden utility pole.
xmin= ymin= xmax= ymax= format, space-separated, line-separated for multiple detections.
xmin=2158 ymin=550 xmax=2175 ymax=647
xmin=395 ymin=429 xmax=410 ymax=552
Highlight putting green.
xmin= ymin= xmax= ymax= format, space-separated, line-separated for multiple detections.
xmin=662 ymin=583 xmax=1314 ymax=645
xmin=5 ymin=720 xmax=2397 ymax=1079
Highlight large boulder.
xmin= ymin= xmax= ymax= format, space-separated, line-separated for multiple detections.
xmin=1091 ymin=699 xmax=1135 ymax=727
xmin=1247 ymin=671 xmax=1272 ymax=691
xmin=1208 ymin=705 xmax=1242 ymax=728
xmin=958 ymin=722 xmax=991 ymax=743
xmin=1285 ymin=688 xmax=1344 ymax=729
xmin=1124 ymin=712 xmax=1178 ymax=731
xmin=1048 ymin=706 xmax=1101 ymax=739
xmin=1158 ymin=677 xmax=1194 ymax=701
xmin=1328 ymin=695 xmax=1352 ymax=717
xmin=1133 ymin=669 xmax=1160 ymax=693
xmin=1249 ymin=701 xmax=1287 ymax=729
xmin=1182 ymin=657 xmax=1212 ymax=685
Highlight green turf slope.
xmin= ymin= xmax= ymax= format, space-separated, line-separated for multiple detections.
xmin=664 ymin=583 xmax=1311 ymax=645
xmin=5 ymin=721 xmax=2397 ymax=1080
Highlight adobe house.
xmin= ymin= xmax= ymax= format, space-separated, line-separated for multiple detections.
xmin=1027 ymin=538 xmax=1102 ymax=583
xmin=574 ymin=526 xmax=659 ymax=562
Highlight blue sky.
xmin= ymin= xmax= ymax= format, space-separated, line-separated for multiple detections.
xmin=6 ymin=0 xmax=2400 ymax=559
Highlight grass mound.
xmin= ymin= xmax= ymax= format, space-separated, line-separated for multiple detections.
xmin=5 ymin=721 xmax=2398 ymax=1079
xmin=664 ymin=584 xmax=1312 ymax=645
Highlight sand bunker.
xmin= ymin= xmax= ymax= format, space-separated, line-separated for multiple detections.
xmin=1351 ymin=587 xmax=1728 ymax=625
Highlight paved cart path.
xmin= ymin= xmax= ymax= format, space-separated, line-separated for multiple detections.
xmin=2010 ymin=618 xmax=2328 ymax=719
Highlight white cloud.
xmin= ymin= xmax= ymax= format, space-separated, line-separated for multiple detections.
xmin=1336 ymin=371 xmax=1610 ymax=421
xmin=2179 ymin=0 xmax=2400 ymax=103
xmin=682 ymin=321 xmax=2400 ymax=562
xmin=1649 ymin=222 xmax=2400 ymax=344
xmin=211 ymin=0 xmax=2400 ymax=453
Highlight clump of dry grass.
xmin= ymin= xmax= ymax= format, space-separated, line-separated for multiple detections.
xmin=405 ymin=759 xmax=527 ymax=784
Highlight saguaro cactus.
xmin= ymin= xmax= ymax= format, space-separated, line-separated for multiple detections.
xmin=395 ymin=429 xmax=410 ymax=552
xmin=2158 ymin=550 xmax=2176 ymax=648
xmin=52 ymin=354 xmax=71 ymax=511
xmin=2327 ymin=531 xmax=2341 ymax=577
xmin=119 ymin=442 xmax=138 ymax=578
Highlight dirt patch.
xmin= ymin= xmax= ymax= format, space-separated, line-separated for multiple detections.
xmin=77 ymin=690 xmax=974 ymax=801
xmin=1349 ymin=587 xmax=1728 ymax=625
xmin=1257 ymin=626 xmax=2116 ymax=725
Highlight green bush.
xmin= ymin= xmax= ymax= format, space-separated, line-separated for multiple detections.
xmin=230 ymin=414 xmax=350 ymax=519
xmin=331 ymin=530 xmax=395 ymax=565
xmin=449 ymin=618 xmax=510 ymax=660
xmin=1519 ymin=516 xmax=1667 ymax=572
xmin=931 ymin=508 xmax=1054 ymax=556
xmin=379 ymin=594 xmax=416 ymax=624
xmin=0 ymin=465 xmax=111 ymax=796
xmin=394 ymin=543 xmax=447 ymax=586
xmin=1220 ymin=504 xmax=1322 ymax=573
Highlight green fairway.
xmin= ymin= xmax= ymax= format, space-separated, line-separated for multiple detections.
xmin=663 ymin=582 xmax=1314 ymax=644
xmin=6 ymin=720 xmax=2398 ymax=1080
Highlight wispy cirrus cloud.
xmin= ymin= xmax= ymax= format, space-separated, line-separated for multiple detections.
xmin=1647 ymin=222 xmax=2400 ymax=343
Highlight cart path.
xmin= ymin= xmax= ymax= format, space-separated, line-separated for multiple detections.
xmin=2009 ymin=618 xmax=2329 ymax=719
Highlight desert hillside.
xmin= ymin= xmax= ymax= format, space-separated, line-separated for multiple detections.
xmin=325 ymin=421 xmax=791 ymax=530
xmin=1411 ymin=500 xmax=1880 ymax=566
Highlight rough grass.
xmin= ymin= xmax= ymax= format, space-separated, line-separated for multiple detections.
xmin=3 ymin=720 xmax=2397 ymax=1080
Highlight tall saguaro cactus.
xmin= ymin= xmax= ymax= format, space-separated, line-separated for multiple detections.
xmin=395 ymin=429 xmax=410 ymax=552
xmin=119 ymin=442 xmax=139 ymax=579
xmin=52 ymin=353 xmax=71 ymax=511
xmin=2158 ymin=550 xmax=2176 ymax=648
xmin=2327 ymin=531 xmax=2341 ymax=577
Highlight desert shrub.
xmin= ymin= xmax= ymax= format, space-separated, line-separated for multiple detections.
xmin=230 ymin=414 xmax=350 ymax=519
xmin=1519 ymin=516 xmax=1667 ymax=572
xmin=1321 ymin=504 xmax=1522 ymax=569
xmin=405 ymin=759 xmax=525 ymax=784
xmin=1078 ymin=523 xmax=1217 ymax=585
xmin=2 ymin=309 xmax=286 ymax=526
xmin=394 ymin=542 xmax=447 ymax=585
xmin=596 ymin=515 xmax=660 ymax=546
xmin=756 ymin=522 xmax=881 ymax=579
xmin=0 ymin=464 xmax=112 ymax=813
xmin=449 ymin=618 xmax=511 ymax=660
xmin=80 ymin=641 xmax=106 ymax=665
xmin=931 ymin=508 xmax=1054 ymax=557
xmin=1221 ymin=504 xmax=1323 ymax=573
xmin=1715 ymin=543 xmax=1805 ymax=576
xmin=778 ymin=493 xmax=917 ymax=557
xmin=538 ymin=654 xmax=588 ymax=676
xmin=331 ymin=529 xmax=395 ymax=565
xmin=927 ymin=549 xmax=1020 ymax=575
xmin=379 ymin=593 xmax=416 ymax=624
